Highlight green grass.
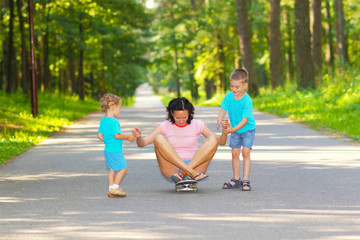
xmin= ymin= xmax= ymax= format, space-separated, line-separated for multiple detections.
xmin=0 ymin=93 xmax=99 ymax=165
xmin=253 ymin=70 xmax=360 ymax=142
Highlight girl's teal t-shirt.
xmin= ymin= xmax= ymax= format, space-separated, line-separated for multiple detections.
xmin=220 ymin=91 xmax=256 ymax=133
xmin=98 ymin=117 xmax=123 ymax=152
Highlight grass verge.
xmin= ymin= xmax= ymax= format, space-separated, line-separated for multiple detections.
xmin=253 ymin=72 xmax=360 ymax=142
xmin=0 ymin=93 xmax=99 ymax=165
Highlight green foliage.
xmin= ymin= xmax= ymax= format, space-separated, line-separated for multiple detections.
xmin=0 ymin=93 xmax=99 ymax=165
xmin=253 ymin=68 xmax=360 ymax=142
xmin=1 ymin=0 xmax=150 ymax=97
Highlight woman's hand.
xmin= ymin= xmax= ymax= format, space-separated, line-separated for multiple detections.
xmin=132 ymin=128 xmax=141 ymax=138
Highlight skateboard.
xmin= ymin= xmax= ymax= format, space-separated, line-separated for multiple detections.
xmin=175 ymin=180 xmax=198 ymax=192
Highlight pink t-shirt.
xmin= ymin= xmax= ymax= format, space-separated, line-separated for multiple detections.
xmin=160 ymin=119 xmax=205 ymax=160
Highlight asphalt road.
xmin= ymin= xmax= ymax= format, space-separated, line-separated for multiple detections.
xmin=1 ymin=83 xmax=359 ymax=240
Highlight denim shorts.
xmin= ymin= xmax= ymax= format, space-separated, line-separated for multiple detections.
xmin=229 ymin=129 xmax=255 ymax=149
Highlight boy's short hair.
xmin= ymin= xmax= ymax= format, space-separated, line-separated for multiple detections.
xmin=230 ymin=68 xmax=248 ymax=83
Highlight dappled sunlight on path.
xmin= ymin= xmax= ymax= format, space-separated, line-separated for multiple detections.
xmin=0 ymin=84 xmax=359 ymax=239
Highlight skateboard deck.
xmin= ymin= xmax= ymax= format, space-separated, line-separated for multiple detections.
xmin=175 ymin=180 xmax=198 ymax=192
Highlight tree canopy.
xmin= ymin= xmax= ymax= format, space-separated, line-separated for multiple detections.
xmin=1 ymin=0 xmax=359 ymax=101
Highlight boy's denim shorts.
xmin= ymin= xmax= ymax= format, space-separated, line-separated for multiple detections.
xmin=229 ymin=129 xmax=256 ymax=149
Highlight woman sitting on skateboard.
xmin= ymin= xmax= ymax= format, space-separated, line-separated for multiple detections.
xmin=132 ymin=97 xmax=227 ymax=183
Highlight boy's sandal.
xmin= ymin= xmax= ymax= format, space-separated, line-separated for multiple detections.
xmin=171 ymin=173 xmax=183 ymax=183
xmin=223 ymin=178 xmax=242 ymax=189
xmin=193 ymin=173 xmax=208 ymax=182
xmin=242 ymin=180 xmax=251 ymax=191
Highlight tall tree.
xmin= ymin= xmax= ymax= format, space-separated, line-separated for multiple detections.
xmin=42 ymin=3 xmax=51 ymax=91
xmin=312 ymin=0 xmax=322 ymax=78
xmin=1 ymin=0 xmax=6 ymax=90
xmin=101 ymin=38 xmax=106 ymax=96
xmin=284 ymin=3 xmax=295 ymax=80
xmin=334 ymin=0 xmax=347 ymax=66
xmin=78 ymin=21 xmax=85 ymax=100
xmin=235 ymin=0 xmax=258 ymax=95
xmin=269 ymin=0 xmax=283 ymax=89
xmin=294 ymin=0 xmax=314 ymax=89
xmin=216 ymin=33 xmax=225 ymax=93
xmin=188 ymin=0 xmax=199 ymax=100
xmin=16 ymin=0 xmax=29 ymax=94
xmin=5 ymin=0 xmax=18 ymax=93
xmin=325 ymin=0 xmax=335 ymax=72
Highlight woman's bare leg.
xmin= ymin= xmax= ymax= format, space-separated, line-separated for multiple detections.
xmin=154 ymin=135 xmax=198 ymax=179
xmin=182 ymin=134 xmax=219 ymax=179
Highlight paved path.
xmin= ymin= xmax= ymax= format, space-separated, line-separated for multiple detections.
xmin=1 ymin=83 xmax=359 ymax=240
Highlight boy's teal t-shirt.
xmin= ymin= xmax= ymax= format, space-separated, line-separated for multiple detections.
xmin=220 ymin=91 xmax=256 ymax=133
xmin=98 ymin=117 xmax=123 ymax=152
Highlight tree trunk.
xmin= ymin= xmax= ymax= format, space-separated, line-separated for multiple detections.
xmin=101 ymin=38 xmax=106 ymax=95
xmin=68 ymin=44 xmax=76 ymax=95
xmin=189 ymin=71 xmax=198 ymax=100
xmin=34 ymin=27 xmax=42 ymax=91
xmin=325 ymin=1 xmax=335 ymax=72
xmin=204 ymin=78 xmax=214 ymax=100
xmin=189 ymin=0 xmax=199 ymax=100
xmin=269 ymin=0 xmax=283 ymax=89
xmin=79 ymin=22 xmax=85 ymax=100
xmin=5 ymin=0 xmax=18 ymax=93
xmin=285 ymin=4 xmax=295 ymax=80
xmin=216 ymin=33 xmax=225 ymax=94
xmin=173 ymin=45 xmax=180 ymax=98
xmin=16 ymin=0 xmax=29 ymax=95
xmin=294 ymin=0 xmax=315 ymax=89
xmin=188 ymin=51 xmax=199 ymax=101
xmin=169 ymin=6 xmax=180 ymax=98
xmin=312 ymin=0 xmax=322 ymax=78
xmin=235 ymin=0 xmax=258 ymax=95
xmin=42 ymin=4 xmax=51 ymax=91
xmin=1 ymin=0 xmax=8 ymax=90
xmin=59 ymin=69 xmax=67 ymax=94
xmin=334 ymin=0 xmax=347 ymax=66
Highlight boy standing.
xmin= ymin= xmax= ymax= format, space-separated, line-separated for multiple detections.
xmin=217 ymin=68 xmax=256 ymax=191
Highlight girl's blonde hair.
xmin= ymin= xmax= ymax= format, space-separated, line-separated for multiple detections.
xmin=100 ymin=93 xmax=121 ymax=112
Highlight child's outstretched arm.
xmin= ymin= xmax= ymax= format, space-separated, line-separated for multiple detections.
xmin=97 ymin=132 xmax=104 ymax=141
xmin=132 ymin=126 xmax=162 ymax=147
xmin=217 ymin=109 xmax=227 ymax=130
xmin=114 ymin=133 xmax=135 ymax=143
xmin=223 ymin=118 xmax=248 ymax=134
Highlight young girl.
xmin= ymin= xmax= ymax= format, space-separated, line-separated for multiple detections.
xmin=97 ymin=93 xmax=135 ymax=197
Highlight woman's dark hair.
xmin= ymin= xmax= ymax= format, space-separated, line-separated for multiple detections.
xmin=166 ymin=97 xmax=194 ymax=124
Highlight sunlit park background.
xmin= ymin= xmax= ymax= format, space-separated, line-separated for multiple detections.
xmin=0 ymin=0 xmax=359 ymax=165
